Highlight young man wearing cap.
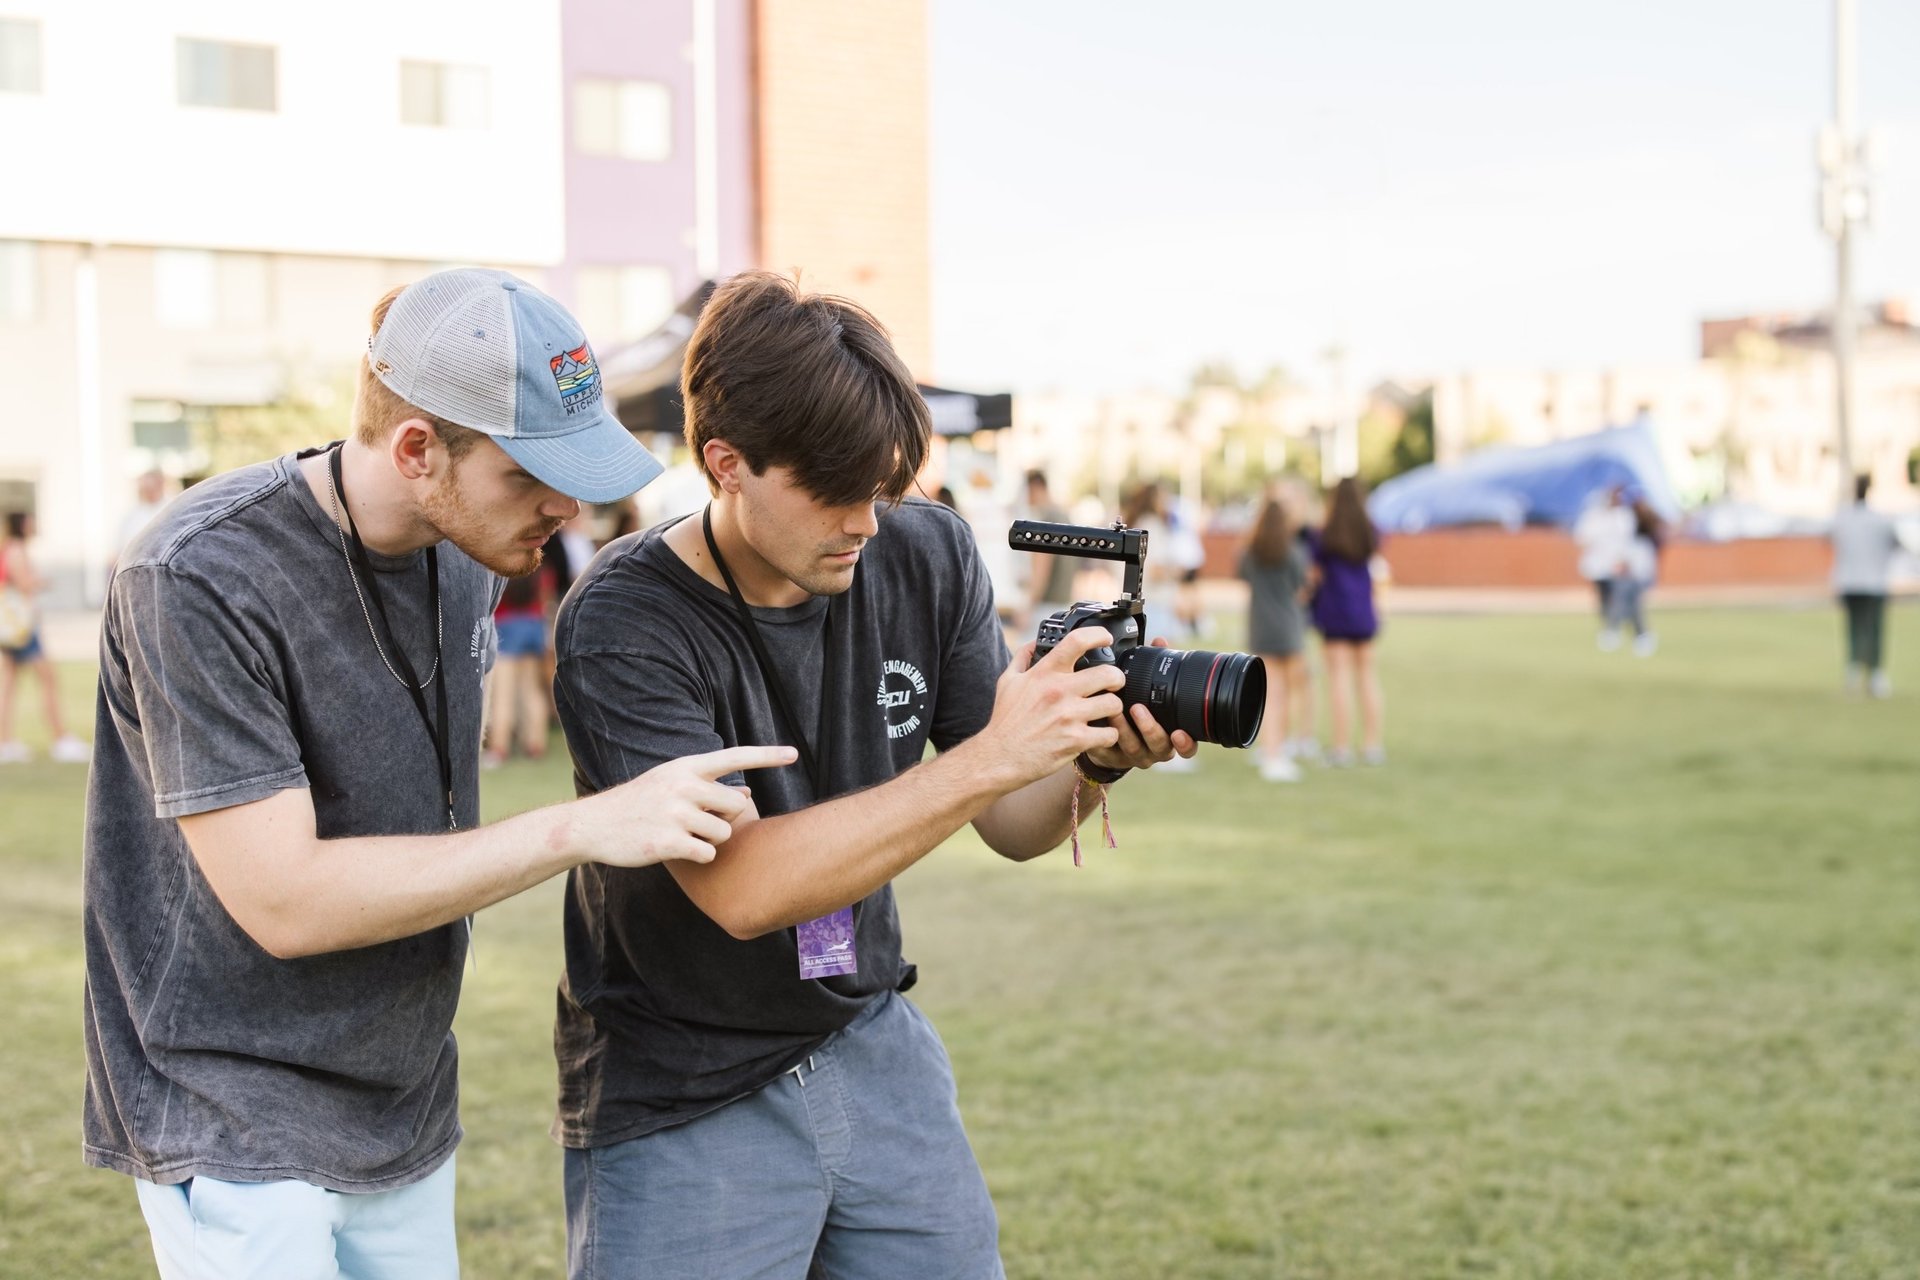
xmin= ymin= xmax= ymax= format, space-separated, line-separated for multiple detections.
xmin=550 ymin=272 xmax=1196 ymax=1278
xmin=83 ymin=268 xmax=796 ymax=1279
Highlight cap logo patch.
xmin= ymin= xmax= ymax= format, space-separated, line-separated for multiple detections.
xmin=549 ymin=345 xmax=603 ymax=416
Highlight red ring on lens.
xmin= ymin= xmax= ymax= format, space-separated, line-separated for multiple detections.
xmin=1200 ymin=653 xmax=1226 ymax=742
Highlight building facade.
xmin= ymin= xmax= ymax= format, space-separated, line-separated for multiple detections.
xmin=0 ymin=0 xmax=930 ymax=603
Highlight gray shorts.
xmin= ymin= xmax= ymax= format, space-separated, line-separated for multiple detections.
xmin=564 ymin=989 xmax=1004 ymax=1280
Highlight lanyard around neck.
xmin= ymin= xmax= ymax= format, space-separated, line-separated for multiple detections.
xmin=329 ymin=444 xmax=456 ymax=831
xmin=701 ymin=505 xmax=836 ymax=801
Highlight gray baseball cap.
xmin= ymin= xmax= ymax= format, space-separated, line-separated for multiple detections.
xmin=368 ymin=268 xmax=663 ymax=503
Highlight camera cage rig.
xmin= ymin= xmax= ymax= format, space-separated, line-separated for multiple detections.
xmin=1007 ymin=519 xmax=1150 ymax=607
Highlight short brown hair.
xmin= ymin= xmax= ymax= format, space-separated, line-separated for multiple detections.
xmin=353 ymin=285 xmax=486 ymax=461
xmin=682 ymin=271 xmax=929 ymax=506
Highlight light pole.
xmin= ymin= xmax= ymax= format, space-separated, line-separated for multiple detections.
xmin=1324 ymin=344 xmax=1358 ymax=480
xmin=1818 ymin=0 xmax=1872 ymax=503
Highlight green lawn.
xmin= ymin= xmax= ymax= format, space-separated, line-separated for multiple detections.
xmin=3 ymin=607 xmax=1917 ymax=1278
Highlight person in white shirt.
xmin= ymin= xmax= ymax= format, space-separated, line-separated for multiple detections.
xmin=1831 ymin=474 xmax=1907 ymax=698
xmin=1574 ymin=488 xmax=1634 ymax=651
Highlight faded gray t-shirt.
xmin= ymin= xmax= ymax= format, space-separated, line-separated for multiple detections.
xmin=551 ymin=497 xmax=1009 ymax=1148
xmin=82 ymin=449 xmax=501 ymax=1192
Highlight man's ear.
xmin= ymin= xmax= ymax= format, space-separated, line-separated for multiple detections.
xmin=703 ymin=439 xmax=746 ymax=494
xmin=390 ymin=419 xmax=439 ymax=481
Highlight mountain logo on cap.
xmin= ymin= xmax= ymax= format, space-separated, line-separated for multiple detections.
xmin=549 ymin=345 xmax=604 ymax=416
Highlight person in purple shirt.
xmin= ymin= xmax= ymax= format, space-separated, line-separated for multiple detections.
xmin=1305 ymin=476 xmax=1386 ymax=766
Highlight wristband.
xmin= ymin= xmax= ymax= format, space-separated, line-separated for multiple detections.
xmin=1073 ymin=753 xmax=1130 ymax=786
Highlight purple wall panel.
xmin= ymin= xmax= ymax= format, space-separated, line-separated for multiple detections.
xmin=555 ymin=0 xmax=757 ymax=314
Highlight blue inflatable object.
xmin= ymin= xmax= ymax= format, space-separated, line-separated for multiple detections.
xmin=1368 ymin=419 xmax=1680 ymax=532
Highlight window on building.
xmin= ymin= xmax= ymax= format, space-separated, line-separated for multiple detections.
xmin=131 ymin=400 xmax=195 ymax=455
xmin=155 ymin=249 xmax=216 ymax=328
xmin=400 ymin=60 xmax=489 ymax=128
xmin=0 ymin=240 xmax=36 ymax=321
xmin=154 ymin=249 xmax=271 ymax=328
xmin=177 ymin=37 xmax=276 ymax=111
xmin=575 ymin=265 xmax=675 ymax=346
xmin=574 ymin=79 xmax=670 ymax=160
xmin=0 ymin=17 xmax=40 ymax=94
xmin=217 ymin=253 xmax=271 ymax=326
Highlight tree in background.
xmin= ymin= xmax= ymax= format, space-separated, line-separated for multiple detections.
xmin=188 ymin=376 xmax=352 ymax=479
xmin=1357 ymin=387 xmax=1434 ymax=487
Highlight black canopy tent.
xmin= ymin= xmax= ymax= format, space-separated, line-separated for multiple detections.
xmin=603 ymin=282 xmax=1011 ymax=440
xmin=918 ymin=384 xmax=1013 ymax=436
xmin=602 ymin=280 xmax=715 ymax=437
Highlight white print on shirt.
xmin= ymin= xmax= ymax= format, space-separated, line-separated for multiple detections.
xmin=876 ymin=658 xmax=929 ymax=741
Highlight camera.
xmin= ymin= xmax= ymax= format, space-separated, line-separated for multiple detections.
xmin=1009 ymin=519 xmax=1265 ymax=749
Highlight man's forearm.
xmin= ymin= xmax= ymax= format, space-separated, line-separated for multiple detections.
xmin=667 ymin=738 xmax=1016 ymax=940
xmin=295 ymin=807 xmax=587 ymax=954
xmin=189 ymin=792 xmax=589 ymax=959
xmin=969 ymin=763 xmax=1103 ymax=861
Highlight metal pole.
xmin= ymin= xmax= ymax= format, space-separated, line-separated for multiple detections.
xmin=691 ymin=0 xmax=720 ymax=281
xmin=1327 ymin=345 xmax=1358 ymax=480
xmin=75 ymin=242 xmax=108 ymax=605
xmin=1831 ymin=0 xmax=1859 ymax=500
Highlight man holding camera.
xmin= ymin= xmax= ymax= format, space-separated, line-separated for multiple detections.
xmin=550 ymin=271 xmax=1198 ymax=1278
xmin=84 ymin=269 xmax=795 ymax=1279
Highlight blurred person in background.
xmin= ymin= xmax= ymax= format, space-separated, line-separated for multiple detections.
xmin=1240 ymin=490 xmax=1311 ymax=782
xmin=1306 ymin=477 xmax=1385 ymax=767
xmin=959 ymin=467 xmax=1019 ymax=620
xmin=1832 ymin=473 xmax=1906 ymax=697
xmin=1020 ymin=469 xmax=1090 ymax=632
xmin=1165 ymin=490 xmax=1209 ymax=640
xmin=1122 ymin=481 xmax=1207 ymax=629
xmin=0 ymin=511 xmax=90 ymax=763
xmin=1604 ymin=494 xmax=1664 ymax=658
xmin=559 ymin=506 xmax=600 ymax=577
xmin=110 ymin=470 xmax=172 ymax=576
xmin=1576 ymin=487 xmax=1633 ymax=650
xmin=1121 ymin=482 xmax=1199 ymax=770
xmin=485 ymin=552 xmax=559 ymax=767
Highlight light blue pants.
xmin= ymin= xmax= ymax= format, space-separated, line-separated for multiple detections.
xmin=1605 ymin=575 xmax=1650 ymax=637
xmin=565 ymin=990 xmax=1004 ymax=1280
xmin=134 ymin=1154 xmax=459 ymax=1280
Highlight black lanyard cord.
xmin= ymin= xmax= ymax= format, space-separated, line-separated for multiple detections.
xmin=701 ymin=505 xmax=836 ymax=801
xmin=329 ymin=445 xmax=456 ymax=831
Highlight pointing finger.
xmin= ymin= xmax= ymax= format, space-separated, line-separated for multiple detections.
xmin=687 ymin=745 xmax=799 ymax=780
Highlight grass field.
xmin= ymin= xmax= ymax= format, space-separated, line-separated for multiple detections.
xmin=2 ymin=606 xmax=1917 ymax=1278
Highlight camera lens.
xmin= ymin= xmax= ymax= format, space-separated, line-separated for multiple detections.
xmin=1121 ymin=647 xmax=1266 ymax=748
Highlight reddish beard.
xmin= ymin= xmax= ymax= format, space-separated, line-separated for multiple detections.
xmin=421 ymin=471 xmax=553 ymax=577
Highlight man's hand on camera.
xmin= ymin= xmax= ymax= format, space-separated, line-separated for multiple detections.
xmin=981 ymin=627 xmax=1127 ymax=789
xmin=1082 ymin=637 xmax=1198 ymax=774
xmin=576 ymin=745 xmax=798 ymax=868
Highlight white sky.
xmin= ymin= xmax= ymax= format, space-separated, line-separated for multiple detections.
xmin=928 ymin=0 xmax=1920 ymax=394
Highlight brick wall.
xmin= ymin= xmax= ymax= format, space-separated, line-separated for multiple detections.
xmin=1201 ymin=528 xmax=1834 ymax=589
xmin=755 ymin=0 xmax=933 ymax=377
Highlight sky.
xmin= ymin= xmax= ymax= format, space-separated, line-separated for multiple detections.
xmin=927 ymin=0 xmax=1920 ymax=396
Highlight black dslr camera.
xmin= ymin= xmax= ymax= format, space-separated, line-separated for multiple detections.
xmin=1009 ymin=520 xmax=1265 ymax=748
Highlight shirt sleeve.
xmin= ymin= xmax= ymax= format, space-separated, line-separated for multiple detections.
xmin=555 ymin=647 xmax=729 ymax=793
xmin=109 ymin=566 xmax=308 ymax=819
xmin=930 ymin=527 xmax=1012 ymax=753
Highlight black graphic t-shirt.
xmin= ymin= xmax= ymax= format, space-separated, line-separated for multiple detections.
xmin=550 ymin=497 xmax=1009 ymax=1147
